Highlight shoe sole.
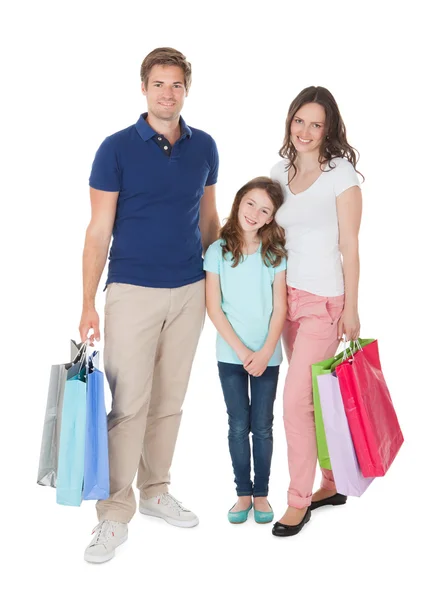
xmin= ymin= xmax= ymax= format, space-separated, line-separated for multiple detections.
xmin=84 ymin=533 xmax=128 ymax=564
xmin=310 ymin=499 xmax=347 ymax=511
xmin=139 ymin=507 xmax=199 ymax=528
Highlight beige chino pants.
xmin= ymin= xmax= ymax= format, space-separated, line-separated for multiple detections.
xmin=96 ymin=280 xmax=205 ymax=523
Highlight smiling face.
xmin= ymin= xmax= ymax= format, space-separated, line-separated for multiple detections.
xmin=238 ymin=188 xmax=274 ymax=233
xmin=141 ymin=64 xmax=187 ymax=122
xmin=290 ymin=102 xmax=326 ymax=154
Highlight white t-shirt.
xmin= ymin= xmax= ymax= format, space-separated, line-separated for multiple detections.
xmin=271 ymin=157 xmax=360 ymax=297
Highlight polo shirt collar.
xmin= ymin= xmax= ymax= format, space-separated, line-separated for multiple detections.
xmin=135 ymin=113 xmax=192 ymax=142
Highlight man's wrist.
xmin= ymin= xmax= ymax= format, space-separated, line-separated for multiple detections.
xmin=82 ymin=299 xmax=96 ymax=311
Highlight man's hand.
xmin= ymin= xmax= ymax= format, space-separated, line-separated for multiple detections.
xmin=79 ymin=307 xmax=100 ymax=346
xmin=243 ymin=348 xmax=272 ymax=377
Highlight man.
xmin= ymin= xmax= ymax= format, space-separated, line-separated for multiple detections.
xmin=80 ymin=47 xmax=220 ymax=563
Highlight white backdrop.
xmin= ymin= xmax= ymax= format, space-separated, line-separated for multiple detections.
xmin=2 ymin=1 xmax=430 ymax=598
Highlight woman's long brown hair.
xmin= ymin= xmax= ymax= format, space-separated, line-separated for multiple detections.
xmin=220 ymin=177 xmax=287 ymax=268
xmin=279 ymin=86 xmax=364 ymax=181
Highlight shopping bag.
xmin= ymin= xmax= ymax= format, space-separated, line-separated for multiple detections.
xmin=83 ymin=353 xmax=110 ymax=500
xmin=317 ymin=372 xmax=374 ymax=496
xmin=56 ymin=363 xmax=87 ymax=506
xmin=37 ymin=341 xmax=85 ymax=487
xmin=311 ymin=338 xmax=375 ymax=469
xmin=335 ymin=340 xmax=403 ymax=477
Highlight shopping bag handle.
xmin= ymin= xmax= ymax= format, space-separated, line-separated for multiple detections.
xmin=87 ymin=350 xmax=99 ymax=373
xmin=65 ymin=340 xmax=89 ymax=370
xmin=329 ymin=338 xmax=375 ymax=372
xmin=342 ymin=337 xmax=363 ymax=362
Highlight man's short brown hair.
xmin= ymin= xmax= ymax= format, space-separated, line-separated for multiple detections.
xmin=140 ymin=47 xmax=192 ymax=92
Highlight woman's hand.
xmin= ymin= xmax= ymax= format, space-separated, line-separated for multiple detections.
xmin=337 ymin=308 xmax=360 ymax=341
xmin=244 ymin=348 xmax=272 ymax=377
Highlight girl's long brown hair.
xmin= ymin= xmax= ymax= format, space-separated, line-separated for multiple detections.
xmin=220 ymin=177 xmax=287 ymax=268
xmin=279 ymin=86 xmax=364 ymax=181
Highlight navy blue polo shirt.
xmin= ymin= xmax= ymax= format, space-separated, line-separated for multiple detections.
xmin=89 ymin=113 xmax=219 ymax=288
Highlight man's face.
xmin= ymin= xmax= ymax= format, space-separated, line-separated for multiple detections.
xmin=142 ymin=65 xmax=188 ymax=122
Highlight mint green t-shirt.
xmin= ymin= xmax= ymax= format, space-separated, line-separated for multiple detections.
xmin=203 ymin=239 xmax=287 ymax=366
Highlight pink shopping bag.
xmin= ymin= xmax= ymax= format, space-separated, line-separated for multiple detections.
xmin=335 ymin=340 xmax=403 ymax=477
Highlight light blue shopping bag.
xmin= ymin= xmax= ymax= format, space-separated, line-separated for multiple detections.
xmin=56 ymin=367 xmax=87 ymax=506
xmin=83 ymin=353 xmax=110 ymax=500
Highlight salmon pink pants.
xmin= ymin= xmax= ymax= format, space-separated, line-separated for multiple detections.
xmin=282 ymin=286 xmax=345 ymax=509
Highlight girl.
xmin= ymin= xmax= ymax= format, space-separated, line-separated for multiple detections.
xmin=204 ymin=177 xmax=287 ymax=524
xmin=270 ymin=87 xmax=363 ymax=537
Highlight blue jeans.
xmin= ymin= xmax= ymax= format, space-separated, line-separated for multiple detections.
xmin=217 ymin=362 xmax=280 ymax=497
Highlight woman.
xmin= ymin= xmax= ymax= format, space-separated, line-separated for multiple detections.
xmin=270 ymin=86 xmax=363 ymax=537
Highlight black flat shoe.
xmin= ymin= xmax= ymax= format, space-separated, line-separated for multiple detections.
xmin=272 ymin=507 xmax=311 ymax=537
xmin=310 ymin=493 xmax=347 ymax=511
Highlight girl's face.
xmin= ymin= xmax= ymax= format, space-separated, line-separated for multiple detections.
xmin=290 ymin=102 xmax=326 ymax=154
xmin=238 ymin=188 xmax=274 ymax=233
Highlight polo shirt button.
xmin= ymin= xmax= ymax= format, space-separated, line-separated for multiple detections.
xmin=164 ymin=146 xmax=168 ymax=150
xmin=158 ymin=137 xmax=162 ymax=141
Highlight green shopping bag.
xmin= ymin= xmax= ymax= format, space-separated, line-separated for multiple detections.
xmin=312 ymin=338 xmax=375 ymax=469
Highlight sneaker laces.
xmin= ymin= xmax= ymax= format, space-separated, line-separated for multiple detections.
xmin=160 ymin=493 xmax=190 ymax=513
xmin=89 ymin=520 xmax=115 ymax=547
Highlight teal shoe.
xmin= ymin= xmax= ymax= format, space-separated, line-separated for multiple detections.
xmin=253 ymin=503 xmax=274 ymax=524
xmin=228 ymin=502 xmax=253 ymax=524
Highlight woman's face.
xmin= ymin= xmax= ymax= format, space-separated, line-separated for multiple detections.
xmin=290 ymin=102 xmax=326 ymax=154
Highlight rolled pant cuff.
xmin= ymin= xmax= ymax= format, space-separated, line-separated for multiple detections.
xmin=139 ymin=484 xmax=168 ymax=500
xmin=320 ymin=479 xmax=337 ymax=492
xmin=288 ymin=492 xmax=312 ymax=509
xmin=237 ymin=490 xmax=253 ymax=497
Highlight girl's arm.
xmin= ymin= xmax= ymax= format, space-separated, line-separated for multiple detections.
xmin=205 ymin=272 xmax=252 ymax=363
xmin=337 ymin=185 xmax=362 ymax=341
xmin=244 ymin=270 xmax=287 ymax=377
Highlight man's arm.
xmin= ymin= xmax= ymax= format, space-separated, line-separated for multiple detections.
xmin=199 ymin=184 xmax=220 ymax=253
xmin=79 ymin=187 xmax=118 ymax=344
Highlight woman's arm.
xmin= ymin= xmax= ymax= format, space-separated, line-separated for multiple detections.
xmin=337 ymin=185 xmax=363 ymax=341
xmin=205 ymin=272 xmax=252 ymax=363
xmin=244 ymin=270 xmax=287 ymax=376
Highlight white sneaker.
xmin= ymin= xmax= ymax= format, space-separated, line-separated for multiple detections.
xmin=139 ymin=493 xmax=199 ymax=528
xmin=84 ymin=520 xmax=128 ymax=564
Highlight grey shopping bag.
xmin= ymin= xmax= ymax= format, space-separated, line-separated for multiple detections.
xmin=37 ymin=341 xmax=87 ymax=487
